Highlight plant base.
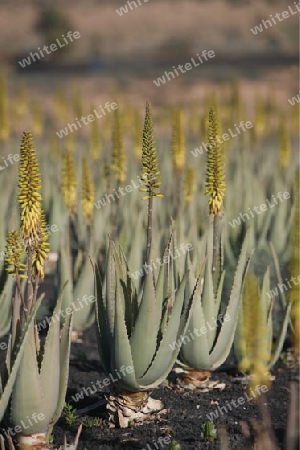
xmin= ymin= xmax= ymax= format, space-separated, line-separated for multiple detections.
xmin=107 ymin=391 xmax=165 ymax=428
xmin=182 ymin=369 xmax=211 ymax=388
xmin=17 ymin=432 xmax=47 ymax=449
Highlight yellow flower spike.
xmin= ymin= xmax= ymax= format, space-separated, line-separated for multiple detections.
xmin=62 ymin=147 xmax=77 ymax=217
xmin=18 ymin=131 xmax=42 ymax=249
xmin=278 ymin=119 xmax=291 ymax=169
xmin=5 ymin=231 xmax=27 ymax=278
xmin=81 ymin=157 xmax=95 ymax=225
xmin=184 ymin=167 xmax=196 ymax=203
xmin=111 ymin=108 xmax=126 ymax=183
xmin=17 ymin=131 xmax=49 ymax=279
xmin=238 ymin=273 xmax=271 ymax=393
xmin=139 ymin=101 xmax=163 ymax=200
xmin=172 ymin=108 xmax=185 ymax=172
xmin=205 ymin=106 xmax=226 ymax=216
xmin=31 ymin=211 xmax=50 ymax=280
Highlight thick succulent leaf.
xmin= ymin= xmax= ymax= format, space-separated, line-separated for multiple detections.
xmin=0 ymin=296 xmax=42 ymax=421
xmin=257 ymin=209 xmax=273 ymax=247
xmin=39 ymin=285 xmax=68 ymax=424
xmin=201 ymin=250 xmax=216 ymax=349
xmin=269 ymin=241 xmax=288 ymax=308
xmin=73 ymin=256 xmax=95 ymax=331
xmin=268 ymin=302 xmax=292 ymax=368
xmin=215 ymin=270 xmax=226 ymax=316
xmin=233 ymin=303 xmax=247 ymax=365
xmin=178 ymin=290 xmax=210 ymax=370
xmin=10 ymin=326 xmax=46 ymax=434
xmin=261 ymin=267 xmax=271 ymax=321
xmin=155 ymin=232 xmax=175 ymax=313
xmin=210 ymin=230 xmax=251 ymax=370
xmin=130 ymin=271 xmax=160 ymax=379
xmin=92 ymin=260 xmax=111 ymax=375
xmin=111 ymin=279 xmax=139 ymax=391
xmin=59 ymin=236 xmax=73 ymax=313
xmin=115 ymin=243 xmax=138 ymax=336
xmin=140 ymin=274 xmax=202 ymax=388
xmin=138 ymin=272 xmax=201 ymax=387
xmin=106 ymin=239 xmax=117 ymax=335
xmin=0 ymin=275 xmax=14 ymax=338
xmin=50 ymin=311 xmax=73 ymax=427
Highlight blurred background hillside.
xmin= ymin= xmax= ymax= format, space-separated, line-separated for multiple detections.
xmin=0 ymin=0 xmax=298 ymax=106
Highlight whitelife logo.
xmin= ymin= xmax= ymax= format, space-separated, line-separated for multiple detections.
xmin=206 ymin=384 xmax=269 ymax=420
xmin=0 ymin=153 xmax=20 ymax=171
xmin=191 ymin=121 xmax=253 ymax=158
xmin=153 ymin=50 xmax=215 ymax=87
xmin=288 ymin=91 xmax=300 ymax=106
xmin=56 ymin=102 xmax=118 ymax=138
xmin=71 ymin=366 xmax=134 ymax=402
xmin=18 ymin=31 xmax=81 ymax=68
xmin=250 ymin=3 xmax=300 ymax=35
xmin=4 ymin=413 xmax=45 ymax=438
xmin=116 ymin=0 xmax=149 ymax=16
xmin=228 ymin=191 xmax=290 ymax=228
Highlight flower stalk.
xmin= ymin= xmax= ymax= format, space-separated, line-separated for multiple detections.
xmin=205 ymin=106 xmax=226 ymax=274
xmin=139 ymin=100 xmax=163 ymax=265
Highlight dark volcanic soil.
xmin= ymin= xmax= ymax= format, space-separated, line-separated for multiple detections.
xmin=50 ymin=325 xmax=299 ymax=450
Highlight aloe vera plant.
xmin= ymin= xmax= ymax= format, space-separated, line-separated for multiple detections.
xmin=0 ymin=131 xmax=73 ymax=449
xmin=92 ymin=237 xmax=201 ymax=427
xmin=91 ymin=101 xmax=201 ymax=427
xmin=177 ymin=105 xmax=252 ymax=375
xmin=178 ymin=226 xmax=252 ymax=373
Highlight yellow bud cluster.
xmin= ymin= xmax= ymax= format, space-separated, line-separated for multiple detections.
xmin=18 ymin=131 xmax=42 ymax=247
xmin=81 ymin=157 xmax=95 ymax=225
xmin=62 ymin=148 xmax=77 ymax=216
xmin=205 ymin=107 xmax=226 ymax=216
xmin=172 ymin=108 xmax=185 ymax=172
xmin=111 ymin=108 xmax=126 ymax=183
xmin=17 ymin=131 xmax=49 ymax=279
xmin=5 ymin=231 xmax=27 ymax=278
xmin=139 ymin=101 xmax=163 ymax=200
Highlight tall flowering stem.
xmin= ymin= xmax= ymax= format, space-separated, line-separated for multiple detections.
xmin=62 ymin=148 xmax=77 ymax=218
xmin=139 ymin=100 xmax=163 ymax=265
xmin=18 ymin=131 xmax=49 ymax=312
xmin=205 ymin=106 xmax=226 ymax=273
xmin=4 ymin=130 xmax=49 ymax=337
